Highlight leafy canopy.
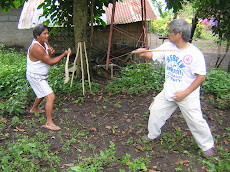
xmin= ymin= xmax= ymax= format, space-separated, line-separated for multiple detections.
xmin=38 ymin=0 xmax=121 ymax=32
xmin=0 ymin=0 xmax=26 ymax=12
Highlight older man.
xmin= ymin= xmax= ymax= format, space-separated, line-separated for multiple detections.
xmin=134 ymin=19 xmax=214 ymax=157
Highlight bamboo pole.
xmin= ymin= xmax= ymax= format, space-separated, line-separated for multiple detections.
xmin=83 ymin=42 xmax=92 ymax=93
xmin=131 ymin=49 xmax=178 ymax=54
xmin=70 ymin=43 xmax=80 ymax=87
xmin=80 ymin=42 xmax=85 ymax=95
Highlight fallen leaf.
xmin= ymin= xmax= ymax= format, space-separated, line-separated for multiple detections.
xmin=208 ymin=117 xmax=215 ymax=121
xmin=136 ymin=146 xmax=143 ymax=151
xmin=97 ymin=96 xmax=103 ymax=101
xmin=14 ymin=126 xmax=25 ymax=132
xmin=90 ymin=127 xmax=97 ymax=131
xmin=127 ymin=129 xmax=132 ymax=135
xmin=194 ymin=168 xmax=209 ymax=172
xmin=223 ymin=140 xmax=229 ymax=145
xmin=175 ymin=160 xmax=189 ymax=166
xmin=112 ymin=129 xmax=115 ymax=134
xmin=0 ymin=118 xmax=7 ymax=123
xmin=105 ymin=125 xmax=112 ymax=129
xmin=64 ymin=163 xmax=74 ymax=167
xmin=126 ymin=119 xmax=131 ymax=122
xmin=151 ymin=141 xmax=156 ymax=149
xmin=53 ymin=149 xmax=61 ymax=154
xmin=76 ymin=148 xmax=82 ymax=152
xmin=136 ymin=128 xmax=143 ymax=135
xmin=148 ymin=170 xmax=160 ymax=172
xmin=91 ymin=114 xmax=97 ymax=118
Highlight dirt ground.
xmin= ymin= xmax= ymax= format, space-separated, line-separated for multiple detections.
xmin=22 ymin=88 xmax=229 ymax=172
xmin=2 ymin=35 xmax=230 ymax=171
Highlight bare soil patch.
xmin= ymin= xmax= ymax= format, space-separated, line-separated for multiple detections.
xmin=3 ymin=84 xmax=229 ymax=171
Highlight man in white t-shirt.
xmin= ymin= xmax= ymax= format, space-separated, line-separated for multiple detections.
xmin=134 ymin=19 xmax=214 ymax=158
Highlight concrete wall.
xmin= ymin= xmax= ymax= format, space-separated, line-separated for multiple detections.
xmin=0 ymin=7 xmax=33 ymax=51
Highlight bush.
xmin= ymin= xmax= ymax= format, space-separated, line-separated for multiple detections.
xmin=150 ymin=17 xmax=205 ymax=39
xmin=105 ymin=63 xmax=165 ymax=94
xmin=150 ymin=18 xmax=170 ymax=37
xmin=202 ymin=68 xmax=230 ymax=109
xmin=193 ymin=22 xmax=205 ymax=39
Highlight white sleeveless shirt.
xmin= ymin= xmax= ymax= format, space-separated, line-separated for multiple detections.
xmin=26 ymin=40 xmax=50 ymax=75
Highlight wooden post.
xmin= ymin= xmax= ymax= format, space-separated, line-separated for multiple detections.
xmin=84 ymin=42 xmax=92 ymax=93
xmin=106 ymin=0 xmax=116 ymax=71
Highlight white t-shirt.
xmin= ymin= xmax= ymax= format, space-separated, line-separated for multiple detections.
xmin=152 ymin=42 xmax=206 ymax=101
xmin=26 ymin=40 xmax=50 ymax=75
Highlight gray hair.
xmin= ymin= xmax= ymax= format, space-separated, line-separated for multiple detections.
xmin=33 ymin=24 xmax=48 ymax=39
xmin=168 ymin=19 xmax=191 ymax=42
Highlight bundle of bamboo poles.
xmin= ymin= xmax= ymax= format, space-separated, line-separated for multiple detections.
xmin=64 ymin=42 xmax=92 ymax=96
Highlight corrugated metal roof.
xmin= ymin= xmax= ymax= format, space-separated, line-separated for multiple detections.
xmin=18 ymin=0 xmax=48 ymax=29
xmin=18 ymin=0 xmax=158 ymax=29
xmin=104 ymin=0 xmax=157 ymax=25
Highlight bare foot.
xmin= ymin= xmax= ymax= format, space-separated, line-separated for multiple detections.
xmin=29 ymin=108 xmax=45 ymax=114
xmin=42 ymin=124 xmax=61 ymax=131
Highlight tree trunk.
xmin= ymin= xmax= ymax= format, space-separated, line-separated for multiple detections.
xmin=215 ymin=39 xmax=229 ymax=69
xmin=228 ymin=59 xmax=230 ymax=73
xmin=173 ymin=12 xmax=177 ymax=19
xmin=73 ymin=0 xmax=89 ymax=79
xmin=189 ymin=13 xmax=198 ymax=43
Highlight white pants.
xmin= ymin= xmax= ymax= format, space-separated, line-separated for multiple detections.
xmin=148 ymin=90 xmax=214 ymax=151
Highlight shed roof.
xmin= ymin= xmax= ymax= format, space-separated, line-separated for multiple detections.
xmin=104 ymin=0 xmax=157 ymax=25
xmin=18 ymin=0 xmax=158 ymax=29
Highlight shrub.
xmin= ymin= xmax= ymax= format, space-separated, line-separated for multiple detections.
xmin=150 ymin=17 xmax=205 ymax=39
xmin=202 ymin=68 xmax=230 ymax=109
xmin=150 ymin=18 xmax=170 ymax=37
xmin=105 ymin=63 xmax=165 ymax=94
xmin=0 ymin=136 xmax=60 ymax=171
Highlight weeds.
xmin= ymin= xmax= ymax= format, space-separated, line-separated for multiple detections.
xmin=202 ymin=68 xmax=230 ymax=109
xmin=105 ymin=63 xmax=165 ymax=94
xmin=0 ymin=136 xmax=60 ymax=171
xmin=69 ymin=142 xmax=150 ymax=172
xmin=0 ymin=45 xmax=230 ymax=172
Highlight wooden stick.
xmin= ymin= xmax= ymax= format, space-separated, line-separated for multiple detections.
xmin=70 ymin=43 xmax=80 ymax=87
xmin=131 ymin=49 xmax=178 ymax=54
xmin=84 ymin=42 xmax=92 ymax=93
xmin=64 ymin=48 xmax=71 ymax=84
xmin=80 ymin=42 xmax=85 ymax=95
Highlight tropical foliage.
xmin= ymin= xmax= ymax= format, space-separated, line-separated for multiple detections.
xmin=164 ymin=0 xmax=230 ymax=69
xmin=0 ymin=0 xmax=25 ymax=12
